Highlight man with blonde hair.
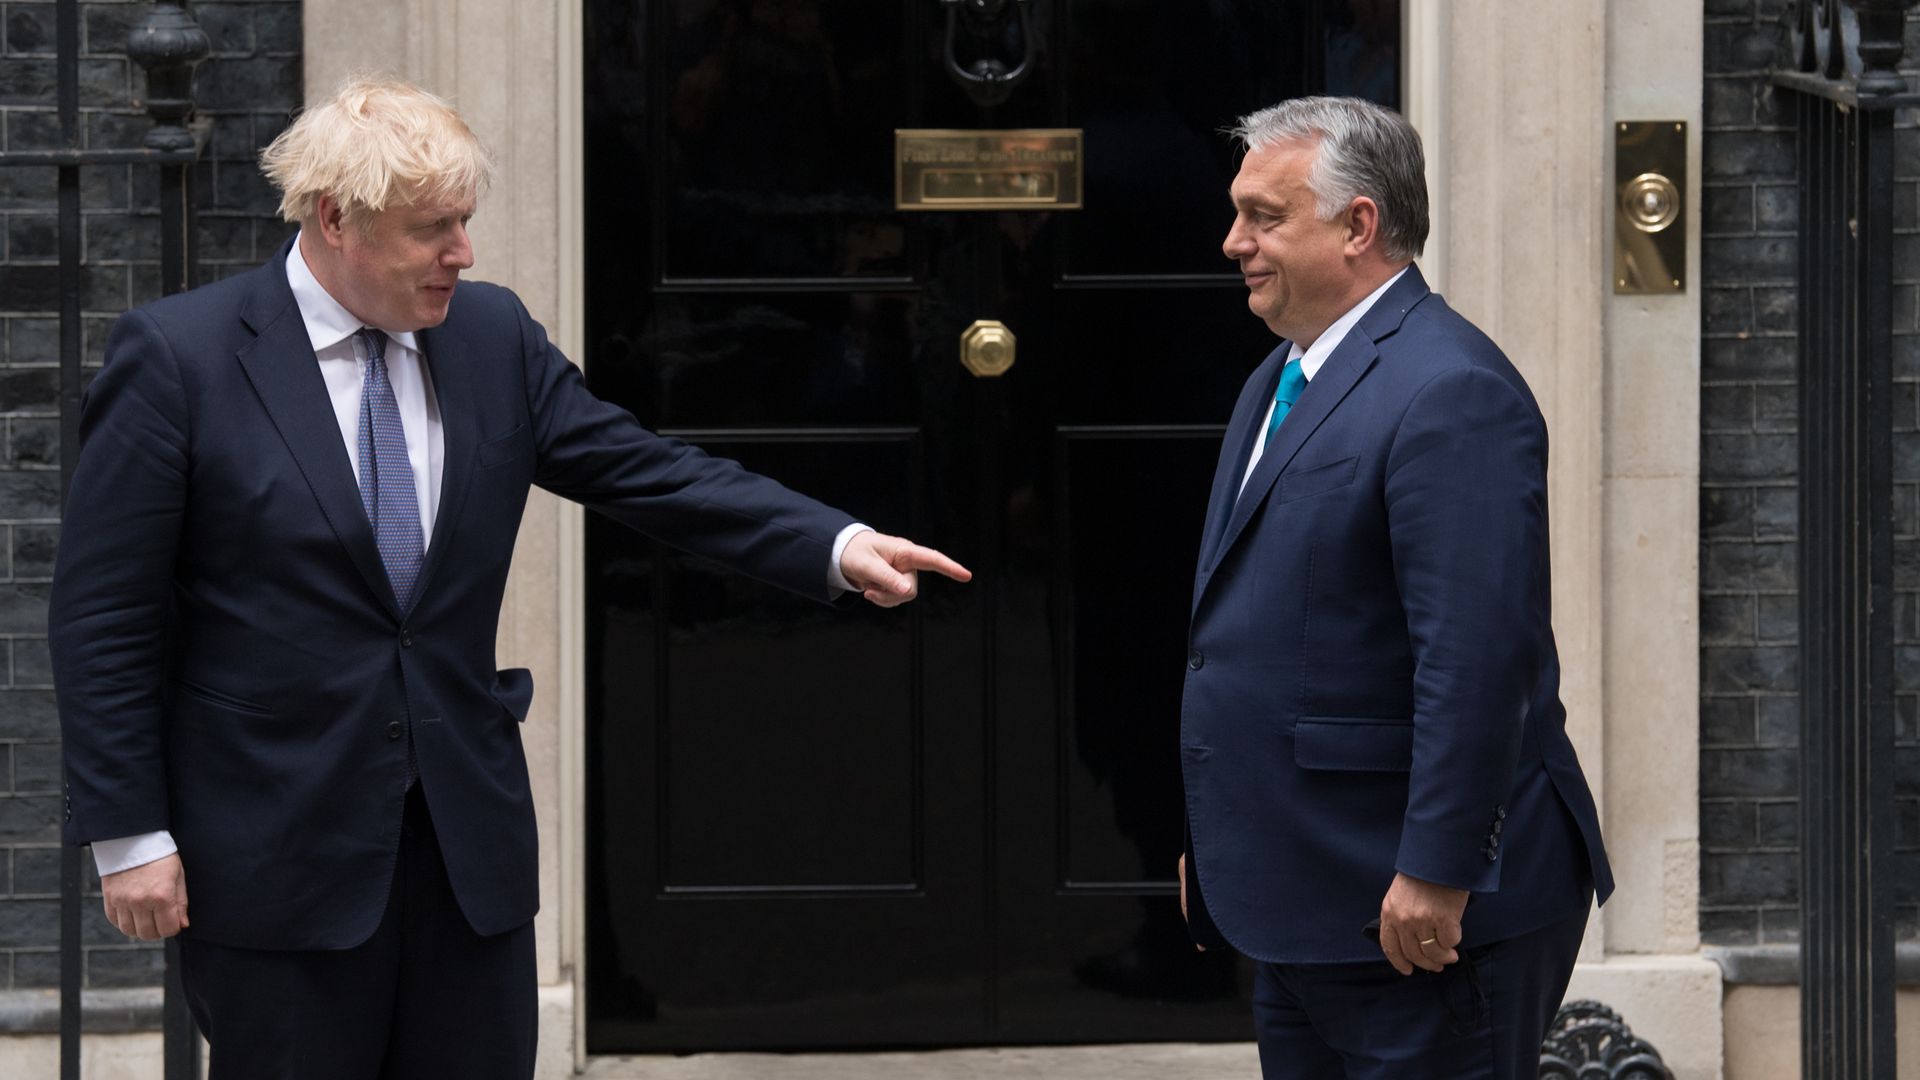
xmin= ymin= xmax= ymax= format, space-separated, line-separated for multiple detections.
xmin=49 ymin=75 xmax=968 ymax=1078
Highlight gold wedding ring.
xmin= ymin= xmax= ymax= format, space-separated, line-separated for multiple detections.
xmin=1418 ymin=936 xmax=1438 ymax=945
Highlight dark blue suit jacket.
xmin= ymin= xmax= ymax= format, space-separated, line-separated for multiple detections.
xmin=50 ymin=239 xmax=855 ymax=950
xmin=1180 ymin=266 xmax=1613 ymax=964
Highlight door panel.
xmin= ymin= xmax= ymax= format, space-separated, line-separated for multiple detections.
xmin=656 ymin=437 xmax=921 ymax=892
xmin=1054 ymin=428 xmax=1222 ymax=888
xmin=584 ymin=0 xmax=1400 ymax=1052
xmin=1063 ymin=0 xmax=1309 ymax=278
xmin=658 ymin=1 xmax=911 ymax=280
xmin=587 ymin=430 xmax=986 ymax=1050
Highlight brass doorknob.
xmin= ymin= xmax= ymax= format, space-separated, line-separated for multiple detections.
xmin=960 ymin=320 xmax=1016 ymax=378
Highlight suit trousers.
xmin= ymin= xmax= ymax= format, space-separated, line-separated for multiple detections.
xmin=1251 ymin=903 xmax=1589 ymax=1079
xmin=178 ymin=785 xmax=537 ymax=1080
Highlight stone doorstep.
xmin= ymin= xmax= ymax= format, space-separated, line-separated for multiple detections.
xmin=581 ymin=1044 xmax=1260 ymax=1080
xmin=0 ymin=988 xmax=1259 ymax=1078
xmin=0 ymin=954 xmax=1739 ymax=1079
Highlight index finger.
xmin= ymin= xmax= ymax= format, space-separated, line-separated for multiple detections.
xmin=893 ymin=545 xmax=972 ymax=583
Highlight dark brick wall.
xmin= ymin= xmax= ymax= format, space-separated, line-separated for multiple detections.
xmin=0 ymin=0 xmax=298 ymax=990
xmin=1700 ymin=1 xmax=1920 ymax=946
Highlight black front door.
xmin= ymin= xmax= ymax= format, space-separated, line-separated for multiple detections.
xmin=582 ymin=0 xmax=1402 ymax=1053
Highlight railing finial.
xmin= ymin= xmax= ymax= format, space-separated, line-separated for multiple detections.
xmin=1851 ymin=0 xmax=1918 ymax=98
xmin=127 ymin=3 xmax=211 ymax=153
xmin=1538 ymin=1000 xmax=1674 ymax=1080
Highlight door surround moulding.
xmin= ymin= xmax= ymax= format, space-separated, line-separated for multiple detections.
xmin=1402 ymin=0 xmax=1448 ymax=297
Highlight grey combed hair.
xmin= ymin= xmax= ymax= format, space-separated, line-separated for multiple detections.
xmin=1229 ymin=96 xmax=1429 ymax=261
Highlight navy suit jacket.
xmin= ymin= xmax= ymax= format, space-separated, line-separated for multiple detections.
xmin=1180 ymin=266 xmax=1613 ymax=964
xmin=50 ymin=238 xmax=855 ymax=950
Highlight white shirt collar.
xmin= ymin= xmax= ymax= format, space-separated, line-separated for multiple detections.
xmin=1289 ymin=265 xmax=1411 ymax=381
xmin=285 ymin=233 xmax=421 ymax=355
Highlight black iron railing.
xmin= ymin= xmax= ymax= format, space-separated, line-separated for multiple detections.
xmin=1770 ymin=2 xmax=1918 ymax=1077
xmin=0 ymin=2 xmax=209 ymax=1077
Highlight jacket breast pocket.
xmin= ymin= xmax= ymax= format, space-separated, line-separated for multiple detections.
xmin=1276 ymin=455 xmax=1359 ymax=505
xmin=477 ymin=424 xmax=531 ymax=470
xmin=1293 ymin=716 xmax=1413 ymax=772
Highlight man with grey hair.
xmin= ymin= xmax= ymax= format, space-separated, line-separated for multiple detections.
xmin=50 ymin=75 xmax=968 ymax=1078
xmin=1176 ymin=95 xmax=1611 ymax=1077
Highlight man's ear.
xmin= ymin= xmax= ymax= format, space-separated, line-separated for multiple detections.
xmin=1344 ymin=196 xmax=1381 ymax=257
xmin=315 ymin=194 xmax=348 ymax=250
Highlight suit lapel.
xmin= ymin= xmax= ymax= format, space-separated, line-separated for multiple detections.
xmin=1201 ymin=265 xmax=1434 ymax=580
xmin=1199 ymin=344 xmax=1288 ymax=569
xmin=234 ymin=251 xmax=402 ymax=619
xmin=1206 ymin=336 xmax=1379 ymax=575
xmin=411 ymin=316 xmax=475 ymax=608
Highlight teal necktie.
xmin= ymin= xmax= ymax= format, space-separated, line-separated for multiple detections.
xmin=1264 ymin=358 xmax=1307 ymax=445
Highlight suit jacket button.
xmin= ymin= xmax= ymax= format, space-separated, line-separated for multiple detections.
xmin=400 ymin=630 xmax=414 ymax=648
xmin=386 ymin=721 xmax=403 ymax=740
xmin=1495 ymin=806 xmax=1507 ymax=820
xmin=1188 ymin=651 xmax=1205 ymax=671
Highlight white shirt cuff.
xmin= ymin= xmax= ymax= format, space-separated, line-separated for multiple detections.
xmin=829 ymin=522 xmax=876 ymax=594
xmin=91 ymin=831 xmax=178 ymax=877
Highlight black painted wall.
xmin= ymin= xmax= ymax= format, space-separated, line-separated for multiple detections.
xmin=1698 ymin=0 xmax=1920 ymax=946
xmin=0 ymin=0 xmax=299 ymax=991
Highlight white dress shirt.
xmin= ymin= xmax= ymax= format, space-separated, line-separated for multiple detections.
xmin=292 ymin=240 xmax=447 ymax=544
xmin=93 ymin=238 xmax=872 ymax=876
xmin=1238 ymin=266 xmax=1409 ymax=496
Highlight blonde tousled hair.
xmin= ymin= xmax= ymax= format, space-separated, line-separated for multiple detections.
xmin=259 ymin=75 xmax=493 ymax=227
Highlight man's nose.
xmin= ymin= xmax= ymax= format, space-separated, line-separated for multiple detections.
xmin=1223 ymin=219 xmax=1252 ymax=261
xmin=446 ymin=224 xmax=475 ymax=270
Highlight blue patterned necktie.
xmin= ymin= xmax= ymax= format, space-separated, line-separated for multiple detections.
xmin=355 ymin=328 xmax=425 ymax=613
xmin=1264 ymin=357 xmax=1308 ymax=446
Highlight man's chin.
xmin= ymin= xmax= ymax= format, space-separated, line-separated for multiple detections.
xmin=1246 ymin=298 xmax=1283 ymax=334
xmin=1248 ymin=304 xmax=1290 ymax=338
xmin=414 ymin=301 xmax=454 ymax=329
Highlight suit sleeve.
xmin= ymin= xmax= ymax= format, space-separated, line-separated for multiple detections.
xmin=49 ymin=309 xmax=191 ymax=846
xmin=1383 ymin=364 xmax=1548 ymax=893
xmin=510 ymin=297 xmax=856 ymax=602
